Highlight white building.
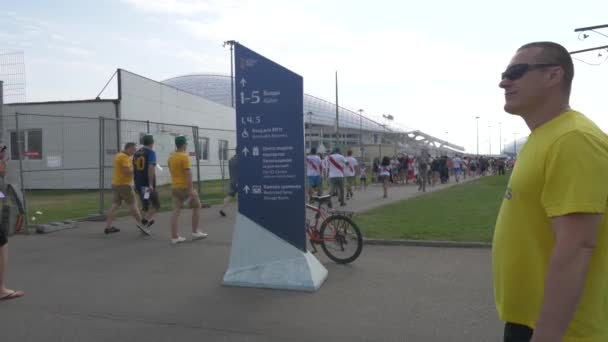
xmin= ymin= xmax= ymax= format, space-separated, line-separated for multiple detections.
xmin=1 ymin=69 xmax=236 ymax=189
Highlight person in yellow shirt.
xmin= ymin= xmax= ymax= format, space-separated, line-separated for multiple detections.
xmin=494 ymin=41 xmax=608 ymax=342
xmin=104 ymin=142 xmax=148 ymax=235
xmin=167 ymin=136 xmax=207 ymax=244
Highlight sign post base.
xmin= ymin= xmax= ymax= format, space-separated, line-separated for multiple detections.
xmin=223 ymin=213 xmax=328 ymax=292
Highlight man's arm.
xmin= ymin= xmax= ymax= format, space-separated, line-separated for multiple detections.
xmin=122 ymin=166 xmax=133 ymax=177
xmin=184 ymin=169 xmax=194 ymax=194
xmin=532 ymin=213 xmax=601 ymax=342
xmin=148 ymin=164 xmax=156 ymax=190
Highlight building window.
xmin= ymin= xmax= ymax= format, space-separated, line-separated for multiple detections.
xmin=198 ymin=137 xmax=209 ymax=161
xmin=218 ymin=140 xmax=228 ymax=161
xmin=10 ymin=129 xmax=42 ymax=160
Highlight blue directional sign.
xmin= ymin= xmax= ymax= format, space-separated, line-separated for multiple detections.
xmin=235 ymin=43 xmax=306 ymax=251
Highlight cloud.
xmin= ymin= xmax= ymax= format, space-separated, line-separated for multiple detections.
xmin=173 ymin=4 xmax=514 ymax=147
xmin=122 ymin=0 xmax=233 ymax=16
xmin=62 ymin=46 xmax=92 ymax=57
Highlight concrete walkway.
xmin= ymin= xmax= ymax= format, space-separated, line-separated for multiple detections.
xmin=0 ymin=175 xmax=503 ymax=341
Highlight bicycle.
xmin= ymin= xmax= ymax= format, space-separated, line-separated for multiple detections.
xmin=306 ymin=194 xmax=363 ymax=264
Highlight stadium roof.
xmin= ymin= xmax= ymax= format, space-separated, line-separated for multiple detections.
xmin=163 ymin=74 xmax=407 ymax=134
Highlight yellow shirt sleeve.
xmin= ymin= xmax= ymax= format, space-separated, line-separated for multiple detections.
xmin=181 ymin=154 xmax=191 ymax=170
xmin=541 ymin=131 xmax=608 ymax=217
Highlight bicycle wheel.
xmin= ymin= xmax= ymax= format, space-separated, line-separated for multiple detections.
xmin=319 ymin=215 xmax=363 ymax=264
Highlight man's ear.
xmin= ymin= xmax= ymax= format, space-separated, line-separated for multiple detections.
xmin=545 ymin=66 xmax=564 ymax=89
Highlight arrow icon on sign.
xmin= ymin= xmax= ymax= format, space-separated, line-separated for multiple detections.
xmin=243 ymin=185 xmax=250 ymax=194
xmin=240 ymin=78 xmax=247 ymax=87
xmin=242 ymin=147 xmax=250 ymax=156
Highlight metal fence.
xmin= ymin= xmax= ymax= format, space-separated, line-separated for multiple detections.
xmin=10 ymin=112 xmax=235 ymax=228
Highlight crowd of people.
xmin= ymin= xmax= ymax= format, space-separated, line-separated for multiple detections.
xmin=306 ymin=147 xmax=514 ymax=203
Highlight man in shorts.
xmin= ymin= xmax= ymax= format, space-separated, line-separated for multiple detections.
xmin=168 ymin=136 xmax=208 ymax=244
xmin=327 ymin=147 xmax=346 ymax=206
xmin=344 ymin=150 xmax=358 ymax=200
xmin=104 ymin=142 xmax=148 ymax=235
xmin=219 ymin=153 xmax=238 ymax=217
xmin=452 ymin=154 xmax=463 ymax=183
xmin=133 ymin=135 xmax=159 ymax=230
xmin=306 ymin=147 xmax=323 ymax=202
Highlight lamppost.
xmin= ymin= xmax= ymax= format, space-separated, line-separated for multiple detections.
xmin=488 ymin=125 xmax=492 ymax=155
xmin=358 ymin=109 xmax=364 ymax=149
xmin=499 ymin=122 xmax=502 ymax=154
xmin=307 ymin=111 xmax=313 ymax=152
xmin=382 ymin=114 xmax=394 ymax=158
xmin=475 ymin=116 xmax=480 ymax=155
xmin=513 ymin=132 xmax=518 ymax=157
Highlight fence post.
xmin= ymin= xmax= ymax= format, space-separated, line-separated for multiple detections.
xmin=99 ymin=116 xmax=104 ymax=215
xmin=146 ymin=120 xmax=150 ymax=134
xmin=192 ymin=126 xmax=201 ymax=195
xmin=14 ymin=113 xmax=29 ymax=233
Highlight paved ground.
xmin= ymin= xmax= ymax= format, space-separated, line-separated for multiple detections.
xmin=1 ymin=176 xmax=503 ymax=341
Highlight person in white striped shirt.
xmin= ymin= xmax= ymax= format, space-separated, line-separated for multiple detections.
xmin=344 ymin=149 xmax=358 ymax=200
xmin=306 ymin=147 xmax=323 ymax=202
xmin=327 ymin=147 xmax=346 ymax=207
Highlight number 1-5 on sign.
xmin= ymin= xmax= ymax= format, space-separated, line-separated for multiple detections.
xmin=240 ymin=91 xmax=260 ymax=105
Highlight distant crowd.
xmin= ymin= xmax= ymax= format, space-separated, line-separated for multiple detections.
xmin=306 ymin=147 xmax=514 ymax=203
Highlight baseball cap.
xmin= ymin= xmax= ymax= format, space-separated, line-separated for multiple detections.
xmin=141 ymin=135 xmax=154 ymax=146
xmin=175 ymin=135 xmax=188 ymax=147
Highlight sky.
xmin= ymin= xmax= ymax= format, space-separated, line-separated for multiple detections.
xmin=2 ymin=0 xmax=608 ymax=154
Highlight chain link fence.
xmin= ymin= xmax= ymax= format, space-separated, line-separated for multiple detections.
xmin=11 ymin=112 xmax=235 ymax=228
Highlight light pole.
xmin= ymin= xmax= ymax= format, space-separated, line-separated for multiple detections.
xmin=358 ymin=109 xmax=364 ymax=149
xmin=382 ymin=114 xmax=394 ymax=154
xmin=307 ymin=111 xmax=313 ymax=152
xmin=513 ymin=132 xmax=518 ymax=156
xmin=475 ymin=116 xmax=480 ymax=155
xmin=499 ymin=122 xmax=502 ymax=154
xmin=488 ymin=125 xmax=492 ymax=155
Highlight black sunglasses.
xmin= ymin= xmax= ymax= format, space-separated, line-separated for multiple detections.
xmin=501 ymin=63 xmax=560 ymax=81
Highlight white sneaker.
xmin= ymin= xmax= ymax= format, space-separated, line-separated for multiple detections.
xmin=171 ymin=236 xmax=186 ymax=244
xmin=192 ymin=231 xmax=208 ymax=241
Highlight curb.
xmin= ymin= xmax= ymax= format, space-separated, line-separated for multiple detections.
xmin=364 ymin=238 xmax=491 ymax=248
xmin=35 ymin=220 xmax=79 ymax=234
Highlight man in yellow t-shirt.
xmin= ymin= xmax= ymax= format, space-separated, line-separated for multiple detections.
xmin=494 ymin=41 xmax=608 ymax=342
xmin=104 ymin=142 xmax=148 ymax=235
xmin=167 ymin=135 xmax=207 ymax=244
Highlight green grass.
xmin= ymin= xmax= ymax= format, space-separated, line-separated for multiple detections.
xmin=25 ymin=179 xmax=229 ymax=225
xmin=355 ymin=174 xmax=510 ymax=242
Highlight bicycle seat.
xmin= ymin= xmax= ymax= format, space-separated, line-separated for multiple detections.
xmin=311 ymin=194 xmax=332 ymax=204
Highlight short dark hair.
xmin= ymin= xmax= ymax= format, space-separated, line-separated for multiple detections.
xmin=518 ymin=41 xmax=574 ymax=96
xmin=124 ymin=142 xmax=136 ymax=150
xmin=310 ymin=147 xmax=317 ymax=154
xmin=347 ymin=149 xmax=353 ymax=156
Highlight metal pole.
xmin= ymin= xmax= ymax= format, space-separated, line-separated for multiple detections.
xmin=498 ymin=123 xmax=502 ymax=154
xmin=513 ymin=133 xmax=517 ymax=156
xmin=358 ymin=109 xmax=363 ymax=149
xmin=475 ymin=116 xmax=480 ymax=155
xmin=193 ymin=126 xmax=201 ymax=195
xmin=15 ymin=113 xmax=28 ymax=232
xmin=100 ymin=118 xmax=106 ymax=214
xmin=230 ymin=44 xmax=234 ymax=108
xmin=146 ymin=120 xmax=150 ymax=134
xmin=98 ymin=116 xmax=104 ymax=215
xmin=335 ymin=71 xmax=339 ymax=148
xmin=0 ymin=81 xmax=3 ymax=143
xmin=488 ymin=126 xmax=492 ymax=155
